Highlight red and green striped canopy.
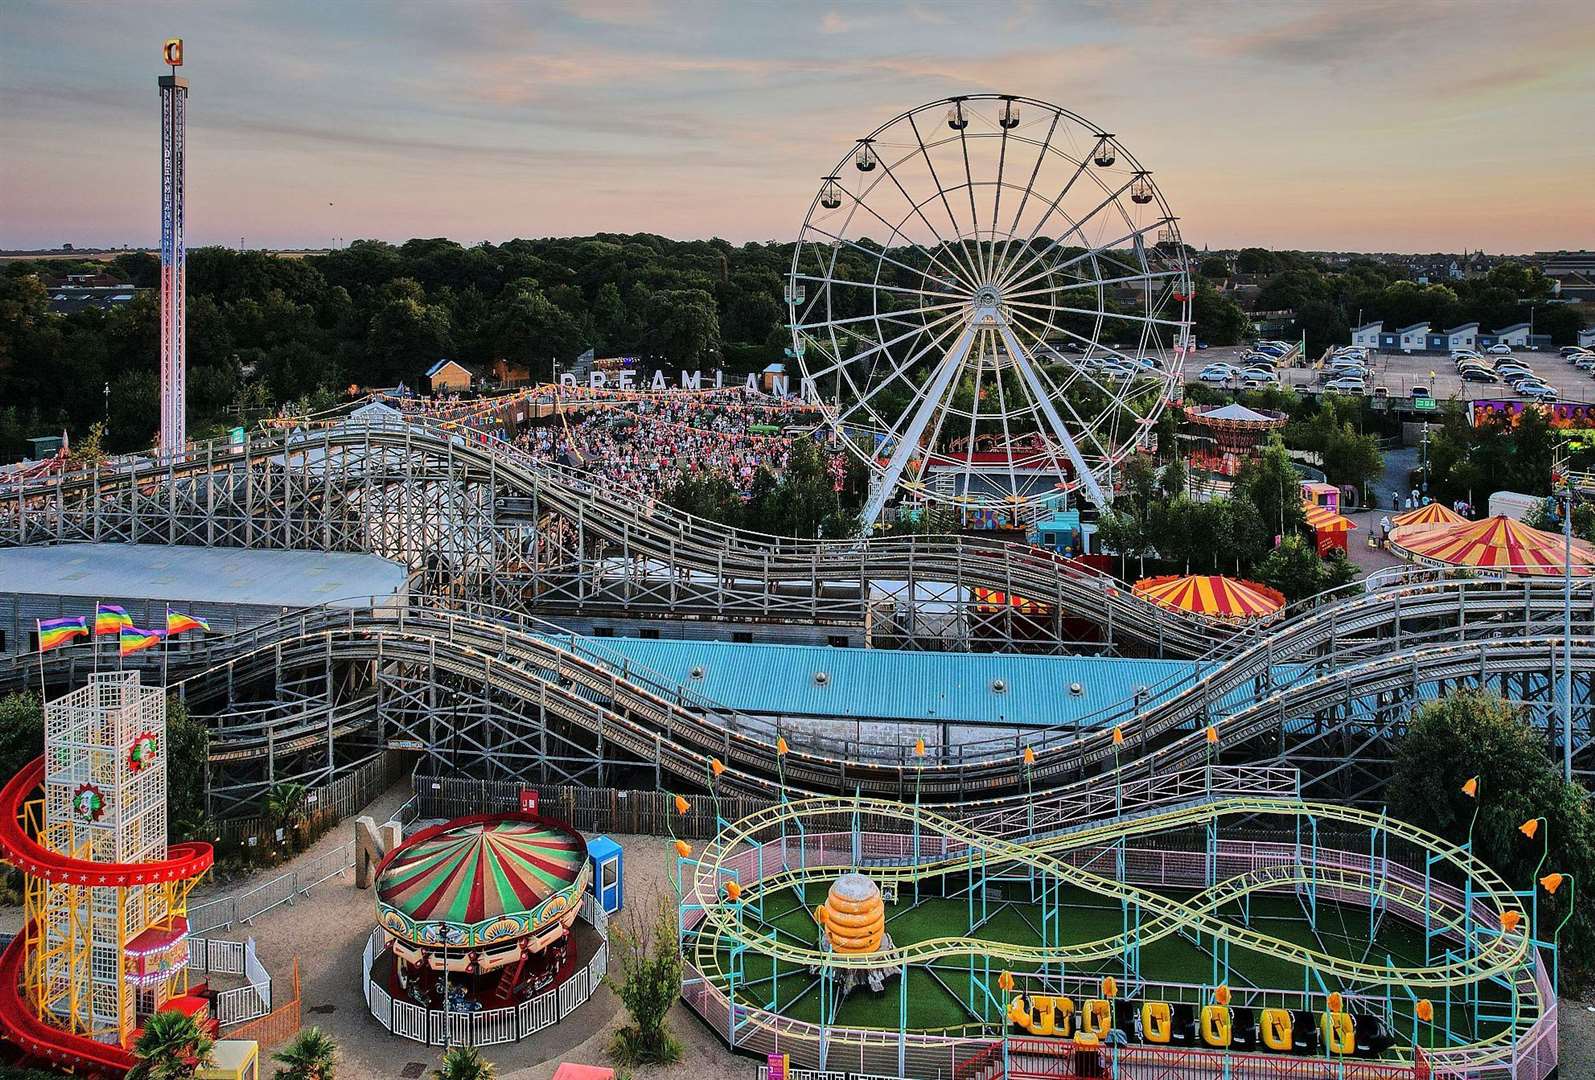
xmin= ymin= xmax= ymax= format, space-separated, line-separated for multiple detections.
xmin=376 ymin=815 xmax=587 ymax=946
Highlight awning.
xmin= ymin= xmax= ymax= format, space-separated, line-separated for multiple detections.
xmin=1389 ymin=515 xmax=1595 ymax=576
xmin=1131 ymin=575 xmax=1286 ymax=622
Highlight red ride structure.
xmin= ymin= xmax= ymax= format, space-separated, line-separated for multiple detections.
xmin=0 ymin=673 xmax=212 ymax=1074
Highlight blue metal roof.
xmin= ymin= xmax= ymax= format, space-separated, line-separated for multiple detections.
xmin=563 ymin=636 xmax=1205 ymax=729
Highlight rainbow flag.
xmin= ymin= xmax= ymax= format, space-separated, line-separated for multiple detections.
xmin=37 ymin=616 xmax=90 ymax=652
xmin=118 ymin=626 xmax=163 ymax=656
xmin=165 ymin=610 xmax=211 ymax=636
xmin=95 ymin=603 xmax=132 ymax=636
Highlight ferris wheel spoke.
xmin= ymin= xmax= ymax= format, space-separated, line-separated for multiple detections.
xmin=1005 ymin=308 xmax=1129 ymax=409
xmin=799 ymin=307 xmax=966 ymax=383
xmin=996 ymin=321 xmax=1108 ymax=508
xmin=905 ymin=112 xmax=987 ymax=286
xmin=991 ymin=109 xmax=1062 ymax=288
xmin=857 ymin=322 xmax=980 ymax=529
xmin=795 ymin=273 xmax=967 ymax=304
xmin=800 ymin=222 xmax=976 ymax=299
xmin=833 ymin=313 xmax=969 ymax=429
xmin=988 ymin=116 xmax=1013 ymax=285
xmin=874 ymin=155 xmax=986 ymax=291
xmin=952 ymin=108 xmax=985 ymax=279
xmin=789 ymin=298 xmax=968 ymax=335
xmin=827 ymin=177 xmax=979 ymax=293
xmin=1000 ymin=214 xmax=1172 ymax=299
xmin=995 ymin=180 xmax=1147 ymax=293
xmin=1000 ymin=268 xmax=1188 ymax=304
xmin=988 ymin=151 xmax=1104 ymax=286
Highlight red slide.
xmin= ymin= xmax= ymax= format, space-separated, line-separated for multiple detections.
xmin=0 ymin=756 xmax=214 ymax=1073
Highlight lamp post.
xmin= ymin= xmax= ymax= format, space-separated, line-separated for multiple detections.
xmin=1562 ymin=482 xmax=1574 ymax=782
xmin=437 ymin=920 xmax=451 ymax=1047
xmin=1539 ymin=872 xmax=1576 ymax=989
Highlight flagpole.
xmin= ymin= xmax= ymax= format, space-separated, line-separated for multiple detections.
xmin=34 ymin=620 xmax=44 ymax=697
xmin=162 ymin=606 xmax=170 ymax=687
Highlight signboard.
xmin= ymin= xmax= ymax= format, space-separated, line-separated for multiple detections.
xmin=766 ymin=1053 xmax=789 ymax=1080
xmin=1412 ymin=397 xmax=1436 ymax=411
xmin=519 ymin=789 xmax=540 ymax=816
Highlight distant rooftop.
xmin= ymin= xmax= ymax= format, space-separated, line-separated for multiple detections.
xmin=0 ymin=544 xmax=408 ymax=608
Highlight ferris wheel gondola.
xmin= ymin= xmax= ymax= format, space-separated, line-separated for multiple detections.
xmin=787 ymin=94 xmax=1193 ymax=529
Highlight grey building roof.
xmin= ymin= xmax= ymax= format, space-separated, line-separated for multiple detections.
xmin=0 ymin=544 xmax=408 ymax=608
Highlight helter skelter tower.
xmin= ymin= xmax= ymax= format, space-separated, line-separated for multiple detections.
xmin=0 ymin=671 xmax=211 ymax=1062
xmin=158 ymin=38 xmax=188 ymax=456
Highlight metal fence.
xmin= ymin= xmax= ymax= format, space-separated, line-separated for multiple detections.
xmin=216 ymin=751 xmax=406 ymax=842
xmin=188 ymin=841 xmax=355 ymax=933
xmin=187 ymin=936 xmax=245 ymax=975
xmin=362 ymin=891 xmax=609 ymax=1047
xmin=212 ymin=938 xmax=272 ymax=1025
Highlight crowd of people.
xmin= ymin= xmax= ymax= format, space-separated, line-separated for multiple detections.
xmin=509 ymin=390 xmax=826 ymax=501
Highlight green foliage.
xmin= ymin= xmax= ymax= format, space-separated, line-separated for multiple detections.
xmin=264 ymin=781 xmax=308 ymax=838
xmin=1252 ymin=536 xmax=1357 ymax=603
xmin=272 ymin=1026 xmax=338 ymax=1080
xmin=166 ymin=695 xmax=211 ymax=841
xmin=0 ymin=692 xmax=43 ymax=791
xmin=1388 ymin=690 xmax=1595 ymax=989
xmin=431 ymin=1045 xmax=495 ymax=1080
xmin=1424 ymin=403 xmax=1554 ymax=508
xmin=1233 ymin=437 xmax=1307 ymax=538
xmin=1285 ymin=395 xmax=1383 ymax=492
xmin=606 ymin=896 xmax=685 ymax=1066
xmin=129 ymin=1009 xmax=214 ymax=1080
xmin=662 ymin=438 xmax=864 ymax=539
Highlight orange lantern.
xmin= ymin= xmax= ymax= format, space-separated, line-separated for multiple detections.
xmin=674 ymin=794 xmax=691 ymax=815
xmin=1541 ymin=872 xmax=1567 ymax=894
xmin=1214 ymin=984 xmax=1231 ymax=1006
xmin=1461 ymin=776 xmax=1479 ymax=797
xmin=710 ymin=758 xmax=726 ymax=777
xmin=1023 ymin=746 xmax=1036 ymax=766
xmin=1205 ymin=725 xmax=1219 ymax=745
xmin=1112 ymin=726 xmax=1125 ymax=747
xmin=674 ymin=839 xmax=692 ymax=858
xmin=914 ymin=737 xmax=926 ymax=757
xmin=1416 ymin=999 xmax=1434 ymax=1023
xmin=776 ymin=736 xmax=789 ymax=756
xmin=1519 ymin=818 xmax=1540 ymax=839
xmin=1101 ymin=976 xmax=1118 ymax=999
xmin=724 ymin=880 xmax=742 ymax=901
xmin=998 ymin=970 xmax=1015 ymax=993
xmin=1327 ymin=991 xmax=1343 ymax=1014
xmin=1500 ymin=910 xmax=1522 ymax=933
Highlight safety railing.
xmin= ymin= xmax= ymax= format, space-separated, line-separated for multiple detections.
xmin=188 ymin=840 xmax=355 ymax=934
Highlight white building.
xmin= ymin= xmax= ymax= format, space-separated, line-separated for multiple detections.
xmin=1350 ymin=321 xmax=1382 ymax=349
xmin=1579 ymin=328 xmax=1595 ymax=349
xmin=1443 ymin=322 xmax=1480 ymax=352
xmin=1492 ymin=323 xmax=1532 ymax=348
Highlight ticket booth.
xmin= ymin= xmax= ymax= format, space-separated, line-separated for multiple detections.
xmin=588 ymin=835 xmax=623 ymax=915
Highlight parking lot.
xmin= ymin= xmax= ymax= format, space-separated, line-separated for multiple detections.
xmin=1186 ymin=347 xmax=1593 ymax=405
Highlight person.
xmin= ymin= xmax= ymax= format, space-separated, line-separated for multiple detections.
xmin=1381 ymin=515 xmax=1392 ymax=544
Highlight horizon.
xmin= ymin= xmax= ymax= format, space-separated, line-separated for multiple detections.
xmin=3 ymin=1 xmax=1594 ymax=253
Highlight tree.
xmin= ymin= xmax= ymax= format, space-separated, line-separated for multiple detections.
xmin=1234 ymin=436 xmax=1305 ymax=541
xmin=167 ymin=695 xmax=211 ymax=841
xmin=272 ymin=1027 xmax=337 ymax=1080
xmin=430 ymin=1046 xmax=494 ymax=1080
xmin=129 ymin=1009 xmax=214 ymax=1080
xmin=0 ymin=693 xmax=43 ymax=790
xmin=489 ymin=283 xmax=581 ymax=368
xmin=1388 ymin=690 xmax=1595 ymax=989
xmin=1251 ymin=534 xmax=1356 ymax=603
xmin=606 ymin=895 xmax=684 ymax=1065
xmin=642 ymin=288 xmax=720 ymax=367
xmin=264 ymin=781 xmax=308 ymax=843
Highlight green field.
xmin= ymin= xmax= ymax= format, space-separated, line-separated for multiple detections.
xmin=697 ymin=876 xmax=1512 ymax=1045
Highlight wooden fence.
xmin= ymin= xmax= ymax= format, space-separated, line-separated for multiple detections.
xmin=415 ymin=773 xmax=773 ymax=838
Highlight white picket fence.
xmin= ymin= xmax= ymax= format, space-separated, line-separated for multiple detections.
xmin=362 ymin=892 xmax=609 ymax=1047
xmin=192 ymin=936 xmax=272 ymax=1025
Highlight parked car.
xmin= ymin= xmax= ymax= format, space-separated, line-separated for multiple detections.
xmin=1241 ymin=367 xmax=1279 ymax=382
xmin=1324 ymin=376 xmax=1366 ymax=393
xmin=1520 ymin=383 xmax=1558 ymax=401
xmin=1575 ymin=356 xmax=1595 ymax=372
xmin=1561 ymin=346 xmax=1589 ymax=357
xmin=1495 ymin=364 xmax=1534 ymax=379
xmin=1410 ymin=385 xmax=1431 ymax=398
xmin=1198 ymin=364 xmax=1236 ymax=383
xmin=1488 ymin=344 xmax=1515 ymax=355
xmin=1461 ymin=368 xmax=1497 ymax=383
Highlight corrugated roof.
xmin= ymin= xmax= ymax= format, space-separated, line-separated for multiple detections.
xmin=565 ymin=636 xmax=1202 ymax=728
xmin=0 ymin=544 xmax=408 ymax=608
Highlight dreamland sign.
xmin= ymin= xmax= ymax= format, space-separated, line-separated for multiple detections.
xmin=559 ymin=367 xmax=817 ymax=400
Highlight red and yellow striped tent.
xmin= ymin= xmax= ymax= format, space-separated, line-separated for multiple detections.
xmin=1131 ymin=575 xmax=1287 ymax=622
xmin=1390 ymin=515 xmax=1595 ymax=576
xmin=1301 ymin=501 xmax=1358 ymax=554
xmin=1391 ymin=502 xmax=1467 ymax=533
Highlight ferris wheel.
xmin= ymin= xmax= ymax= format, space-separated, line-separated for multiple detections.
xmin=788 ymin=94 xmax=1192 ymax=528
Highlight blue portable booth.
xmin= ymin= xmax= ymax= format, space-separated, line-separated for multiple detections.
xmin=587 ymin=835 xmax=623 ymax=915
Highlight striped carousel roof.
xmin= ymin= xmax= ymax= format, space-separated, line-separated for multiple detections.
xmin=1131 ymin=575 xmax=1286 ymax=622
xmin=376 ymin=815 xmax=586 ymax=943
xmin=1390 ymin=515 xmax=1595 ymax=577
xmin=1391 ymin=502 xmax=1467 ymax=532
xmin=1301 ymin=502 xmax=1357 ymax=533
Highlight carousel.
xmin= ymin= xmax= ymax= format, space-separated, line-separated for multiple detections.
xmin=374 ymin=813 xmax=593 ymax=1014
xmin=1185 ymin=403 xmax=1287 ymax=477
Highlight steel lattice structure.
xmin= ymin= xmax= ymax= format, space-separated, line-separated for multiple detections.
xmin=158 ymin=59 xmax=187 ymax=457
xmin=1 ymin=423 xmax=1592 ymax=813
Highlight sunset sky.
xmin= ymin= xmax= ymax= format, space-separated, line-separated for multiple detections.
xmin=3 ymin=0 xmax=1592 ymax=253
